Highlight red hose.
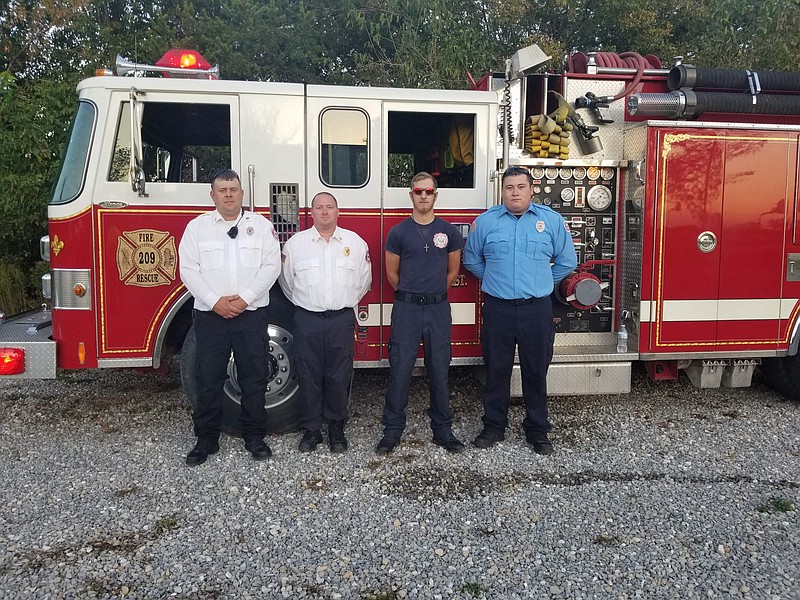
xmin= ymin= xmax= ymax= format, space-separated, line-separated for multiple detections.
xmin=569 ymin=51 xmax=662 ymax=99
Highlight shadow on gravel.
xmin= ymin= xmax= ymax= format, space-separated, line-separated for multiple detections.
xmin=0 ymin=367 xmax=184 ymax=426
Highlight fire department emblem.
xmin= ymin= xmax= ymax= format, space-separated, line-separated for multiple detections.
xmin=116 ymin=229 xmax=177 ymax=287
xmin=344 ymin=246 xmax=351 ymax=257
xmin=433 ymin=233 xmax=448 ymax=248
xmin=536 ymin=220 xmax=546 ymax=233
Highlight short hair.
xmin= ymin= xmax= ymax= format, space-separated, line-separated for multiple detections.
xmin=410 ymin=171 xmax=438 ymax=190
xmin=311 ymin=192 xmax=338 ymax=209
xmin=210 ymin=168 xmax=241 ymax=188
xmin=501 ymin=166 xmax=533 ymax=185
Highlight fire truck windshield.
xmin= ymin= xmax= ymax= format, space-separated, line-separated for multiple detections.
xmin=50 ymin=101 xmax=96 ymax=205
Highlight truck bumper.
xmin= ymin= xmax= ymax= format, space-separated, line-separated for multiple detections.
xmin=0 ymin=308 xmax=56 ymax=378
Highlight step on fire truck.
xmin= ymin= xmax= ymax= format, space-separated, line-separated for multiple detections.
xmin=3 ymin=45 xmax=800 ymax=431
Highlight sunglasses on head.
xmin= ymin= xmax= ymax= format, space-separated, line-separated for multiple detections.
xmin=412 ymin=187 xmax=436 ymax=195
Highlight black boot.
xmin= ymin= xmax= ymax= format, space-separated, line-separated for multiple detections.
xmin=186 ymin=436 xmax=220 ymax=466
xmin=328 ymin=420 xmax=348 ymax=454
xmin=298 ymin=429 xmax=323 ymax=452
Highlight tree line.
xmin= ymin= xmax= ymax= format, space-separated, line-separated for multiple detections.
xmin=1 ymin=0 xmax=799 ymax=311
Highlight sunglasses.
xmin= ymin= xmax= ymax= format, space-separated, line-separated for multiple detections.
xmin=412 ymin=187 xmax=436 ymax=195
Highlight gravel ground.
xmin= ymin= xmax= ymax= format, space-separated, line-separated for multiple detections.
xmin=0 ymin=362 xmax=798 ymax=600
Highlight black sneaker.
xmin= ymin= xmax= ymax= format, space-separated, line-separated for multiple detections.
xmin=526 ymin=432 xmax=554 ymax=456
xmin=328 ymin=421 xmax=348 ymax=454
xmin=432 ymin=433 xmax=466 ymax=453
xmin=298 ymin=429 xmax=322 ymax=453
xmin=375 ymin=435 xmax=400 ymax=455
xmin=473 ymin=428 xmax=505 ymax=449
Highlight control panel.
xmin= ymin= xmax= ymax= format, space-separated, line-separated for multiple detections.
xmin=523 ymin=163 xmax=620 ymax=333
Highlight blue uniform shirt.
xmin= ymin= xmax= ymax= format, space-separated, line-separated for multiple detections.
xmin=463 ymin=202 xmax=577 ymax=299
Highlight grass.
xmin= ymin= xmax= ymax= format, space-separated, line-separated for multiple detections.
xmin=757 ymin=497 xmax=795 ymax=513
xmin=461 ymin=582 xmax=488 ymax=597
xmin=363 ymin=592 xmax=398 ymax=600
xmin=154 ymin=514 xmax=180 ymax=534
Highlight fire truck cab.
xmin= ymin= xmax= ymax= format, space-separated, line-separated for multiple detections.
xmin=3 ymin=46 xmax=800 ymax=431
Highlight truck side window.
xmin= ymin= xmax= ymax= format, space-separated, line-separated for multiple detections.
xmin=108 ymin=102 xmax=231 ymax=184
xmin=50 ymin=101 xmax=96 ymax=205
xmin=387 ymin=112 xmax=475 ymax=189
xmin=320 ymin=108 xmax=368 ymax=187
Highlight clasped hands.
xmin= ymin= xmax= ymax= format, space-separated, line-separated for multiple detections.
xmin=213 ymin=295 xmax=248 ymax=318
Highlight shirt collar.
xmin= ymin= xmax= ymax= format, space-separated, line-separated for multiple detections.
xmin=499 ymin=202 xmax=537 ymax=218
xmin=311 ymin=226 xmax=342 ymax=243
xmin=211 ymin=209 xmax=245 ymax=224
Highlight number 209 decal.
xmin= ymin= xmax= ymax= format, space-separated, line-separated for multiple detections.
xmin=116 ymin=229 xmax=177 ymax=287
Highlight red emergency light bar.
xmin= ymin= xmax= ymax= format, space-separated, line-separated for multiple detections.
xmin=0 ymin=347 xmax=25 ymax=375
xmin=114 ymin=49 xmax=220 ymax=79
xmin=156 ymin=49 xmax=212 ymax=71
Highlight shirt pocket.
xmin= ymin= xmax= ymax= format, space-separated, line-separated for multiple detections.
xmin=238 ymin=238 xmax=264 ymax=269
xmin=296 ymin=258 xmax=321 ymax=286
xmin=526 ymin=237 xmax=554 ymax=262
xmin=336 ymin=259 xmax=356 ymax=286
xmin=484 ymin=233 xmax=510 ymax=262
xmin=198 ymin=241 xmax=224 ymax=270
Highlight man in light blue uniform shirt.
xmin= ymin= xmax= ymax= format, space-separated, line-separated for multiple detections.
xmin=463 ymin=166 xmax=577 ymax=454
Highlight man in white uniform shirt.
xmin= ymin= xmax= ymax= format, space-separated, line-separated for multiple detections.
xmin=179 ymin=169 xmax=281 ymax=465
xmin=279 ymin=192 xmax=371 ymax=453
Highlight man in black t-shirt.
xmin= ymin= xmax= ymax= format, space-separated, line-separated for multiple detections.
xmin=377 ymin=172 xmax=465 ymax=455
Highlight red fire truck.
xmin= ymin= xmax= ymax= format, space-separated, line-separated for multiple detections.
xmin=2 ymin=46 xmax=800 ymax=431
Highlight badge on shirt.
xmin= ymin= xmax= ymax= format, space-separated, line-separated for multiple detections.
xmin=272 ymin=229 xmax=279 ymax=240
xmin=564 ymin=221 xmax=571 ymax=234
xmin=366 ymin=251 xmax=371 ymax=263
xmin=536 ymin=220 xmax=546 ymax=233
xmin=246 ymin=226 xmax=254 ymax=236
xmin=433 ymin=232 xmax=448 ymax=248
xmin=344 ymin=246 xmax=351 ymax=257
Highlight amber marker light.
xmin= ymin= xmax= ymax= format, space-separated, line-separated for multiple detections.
xmin=78 ymin=342 xmax=86 ymax=365
xmin=0 ymin=348 xmax=25 ymax=375
xmin=73 ymin=283 xmax=87 ymax=297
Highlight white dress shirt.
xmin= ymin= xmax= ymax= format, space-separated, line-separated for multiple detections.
xmin=279 ymin=226 xmax=371 ymax=312
xmin=179 ymin=209 xmax=281 ymax=311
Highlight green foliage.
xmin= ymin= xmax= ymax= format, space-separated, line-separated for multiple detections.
xmin=460 ymin=581 xmax=488 ymax=597
xmin=757 ymin=497 xmax=795 ymax=513
xmin=0 ymin=262 xmax=28 ymax=315
xmin=2 ymin=0 xmax=800 ymax=314
xmin=0 ymin=76 xmax=77 ymax=311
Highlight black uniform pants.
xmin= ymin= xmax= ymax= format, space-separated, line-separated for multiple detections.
xmin=382 ymin=299 xmax=453 ymax=437
xmin=481 ymin=295 xmax=554 ymax=435
xmin=293 ymin=307 xmax=356 ymax=432
xmin=192 ymin=307 xmax=269 ymax=439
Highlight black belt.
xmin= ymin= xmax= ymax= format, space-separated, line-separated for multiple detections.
xmin=485 ymin=293 xmax=548 ymax=306
xmin=395 ymin=290 xmax=448 ymax=305
xmin=299 ymin=307 xmax=352 ymax=318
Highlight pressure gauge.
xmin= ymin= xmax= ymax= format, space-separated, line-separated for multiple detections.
xmin=587 ymin=166 xmax=601 ymax=180
xmin=559 ymin=167 xmax=573 ymax=180
xmin=587 ymin=185 xmax=613 ymax=211
xmin=531 ymin=167 xmax=545 ymax=180
xmin=600 ymin=167 xmax=615 ymax=180
xmin=560 ymin=188 xmax=575 ymax=202
xmin=545 ymin=167 xmax=559 ymax=180
xmin=533 ymin=195 xmax=543 ymax=205
xmin=572 ymin=166 xmax=586 ymax=180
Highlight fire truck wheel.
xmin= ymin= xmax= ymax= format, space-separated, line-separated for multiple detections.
xmin=179 ymin=301 xmax=301 ymax=435
xmin=760 ymin=356 xmax=800 ymax=401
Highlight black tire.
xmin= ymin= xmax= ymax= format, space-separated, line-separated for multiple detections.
xmin=180 ymin=286 xmax=300 ymax=435
xmin=760 ymin=355 xmax=800 ymax=400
